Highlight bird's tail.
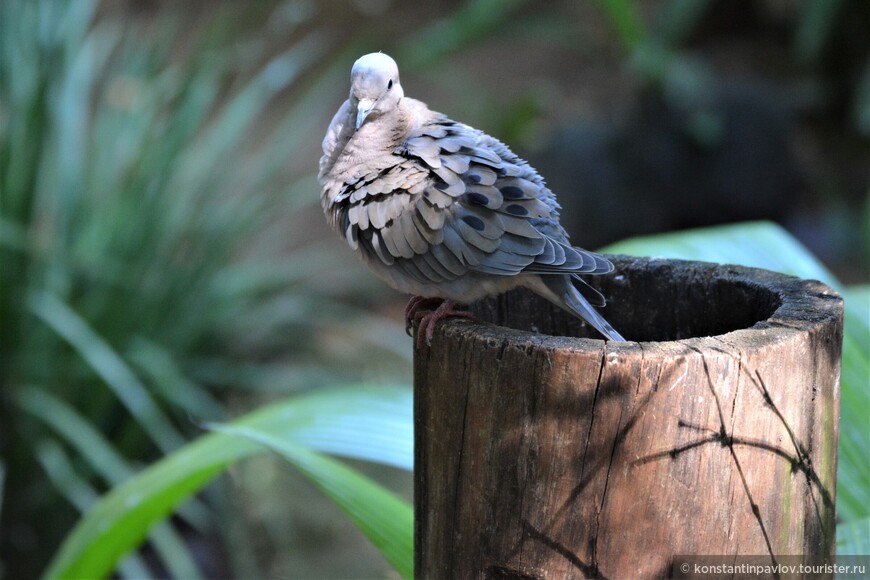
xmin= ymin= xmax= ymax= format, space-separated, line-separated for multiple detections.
xmin=542 ymin=275 xmax=625 ymax=341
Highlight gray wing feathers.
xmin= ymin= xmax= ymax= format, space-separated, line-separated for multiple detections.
xmin=334 ymin=117 xmax=616 ymax=285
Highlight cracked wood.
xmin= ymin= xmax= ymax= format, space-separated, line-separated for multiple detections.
xmin=413 ymin=256 xmax=843 ymax=579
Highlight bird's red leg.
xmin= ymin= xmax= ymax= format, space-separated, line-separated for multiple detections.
xmin=404 ymin=296 xmax=443 ymax=335
xmin=415 ymin=299 xmax=474 ymax=349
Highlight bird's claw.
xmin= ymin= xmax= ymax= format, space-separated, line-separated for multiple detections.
xmin=404 ymin=296 xmax=443 ymax=336
xmin=411 ymin=299 xmax=474 ymax=350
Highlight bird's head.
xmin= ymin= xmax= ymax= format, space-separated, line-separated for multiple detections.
xmin=349 ymin=52 xmax=403 ymax=130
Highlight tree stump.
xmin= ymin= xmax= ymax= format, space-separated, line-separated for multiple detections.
xmin=413 ymin=256 xmax=843 ymax=579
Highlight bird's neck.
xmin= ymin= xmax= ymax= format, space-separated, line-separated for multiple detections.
xmin=319 ymin=99 xmax=418 ymax=216
xmin=342 ymin=106 xmax=410 ymax=168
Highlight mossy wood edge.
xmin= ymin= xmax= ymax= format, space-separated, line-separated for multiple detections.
xmin=413 ymin=256 xmax=843 ymax=579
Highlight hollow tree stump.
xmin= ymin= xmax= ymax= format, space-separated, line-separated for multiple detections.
xmin=413 ymin=256 xmax=843 ymax=579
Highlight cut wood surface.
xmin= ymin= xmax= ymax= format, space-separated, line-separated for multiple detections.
xmin=414 ymin=256 xmax=843 ymax=579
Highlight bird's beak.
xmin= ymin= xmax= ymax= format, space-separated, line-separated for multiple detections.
xmin=356 ymin=98 xmax=375 ymax=129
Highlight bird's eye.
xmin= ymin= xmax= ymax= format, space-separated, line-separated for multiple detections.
xmin=387 ymin=79 xmax=393 ymax=90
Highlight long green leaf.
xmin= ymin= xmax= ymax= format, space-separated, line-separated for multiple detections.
xmin=837 ymin=517 xmax=870 ymax=555
xmin=17 ymin=386 xmax=211 ymax=531
xmin=27 ymin=291 xmax=185 ymax=452
xmin=43 ymin=385 xmax=412 ymax=579
xmin=602 ymin=220 xmax=840 ymax=288
xmin=21 ymin=388 xmax=207 ymax=577
xmin=128 ymin=338 xmax=227 ymax=421
xmin=35 ymin=439 xmax=203 ymax=580
xmin=34 ymin=440 xmax=153 ymax=580
xmin=837 ymin=286 xmax=870 ymax=521
xmin=209 ymin=424 xmax=414 ymax=579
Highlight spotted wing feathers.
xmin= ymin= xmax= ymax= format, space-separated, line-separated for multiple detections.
xmin=332 ymin=117 xmax=614 ymax=286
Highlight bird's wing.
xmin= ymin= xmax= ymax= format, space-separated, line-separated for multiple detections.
xmin=333 ymin=117 xmax=613 ymax=285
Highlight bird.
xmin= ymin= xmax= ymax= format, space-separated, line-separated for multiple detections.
xmin=318 ymin=52 xmax=625 ymax=348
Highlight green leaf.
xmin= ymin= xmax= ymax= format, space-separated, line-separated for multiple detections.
xmin=400 ymin=0 xmax=529 ymax=70
xmin=209 ymin=424 xmax=414 ymax=579
xmin=595 ymin=0 xmax=647 ymax=52
xmin=838 ymin=286 xmax=870 ymax=521
xmin=43 ymin=385 xmax=412 ymax=579
xmin=17 ymin=386 xmax=211 ymax=532
xmin=3 ymin=3 xmax=410 ymax=577
xmin=128 ymin=337 xmax=227 ymax=422
xmin=27 ymin=291 xmax=186 ymax=453
xmin=837 ymin=517 xmax=870 ymax=555
xmin=33 ymin=440 xmax=154 ymax=580
xmin=34 ymin=438 xmax=203 ymax=579
xmin=601 ymin=221 xmax=840 ymax=289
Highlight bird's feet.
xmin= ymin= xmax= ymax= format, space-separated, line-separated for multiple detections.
xmin=404 ymin=296 xmax=443 ymax=334
xmin=405 ymin=297 xmax=474 ymax=349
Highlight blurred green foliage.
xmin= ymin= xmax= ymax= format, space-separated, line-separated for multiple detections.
xmin=0 ymin=0 xmax=412 ymax=576
xmin=39 ymin=386 xmax=413 ymax=579
xmin=598 ymin=0 xmax=870 ymax=142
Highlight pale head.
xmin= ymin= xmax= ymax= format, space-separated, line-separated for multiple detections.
xmin=350 ymin=52 xmax=403 ymax=129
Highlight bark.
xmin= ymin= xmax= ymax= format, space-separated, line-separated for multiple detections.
xmin=414 ymin=256 xmax=843 ymax=579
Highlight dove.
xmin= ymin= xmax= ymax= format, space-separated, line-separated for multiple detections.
xmin=318 ymin=52 xmax=625 ymax=347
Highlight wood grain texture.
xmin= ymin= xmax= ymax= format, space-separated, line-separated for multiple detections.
xmin=414 ymin=256 xmax=843 ymax=579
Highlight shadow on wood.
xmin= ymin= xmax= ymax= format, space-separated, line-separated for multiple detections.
xmin=413 ymin=256 xmax=843 ymax=579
